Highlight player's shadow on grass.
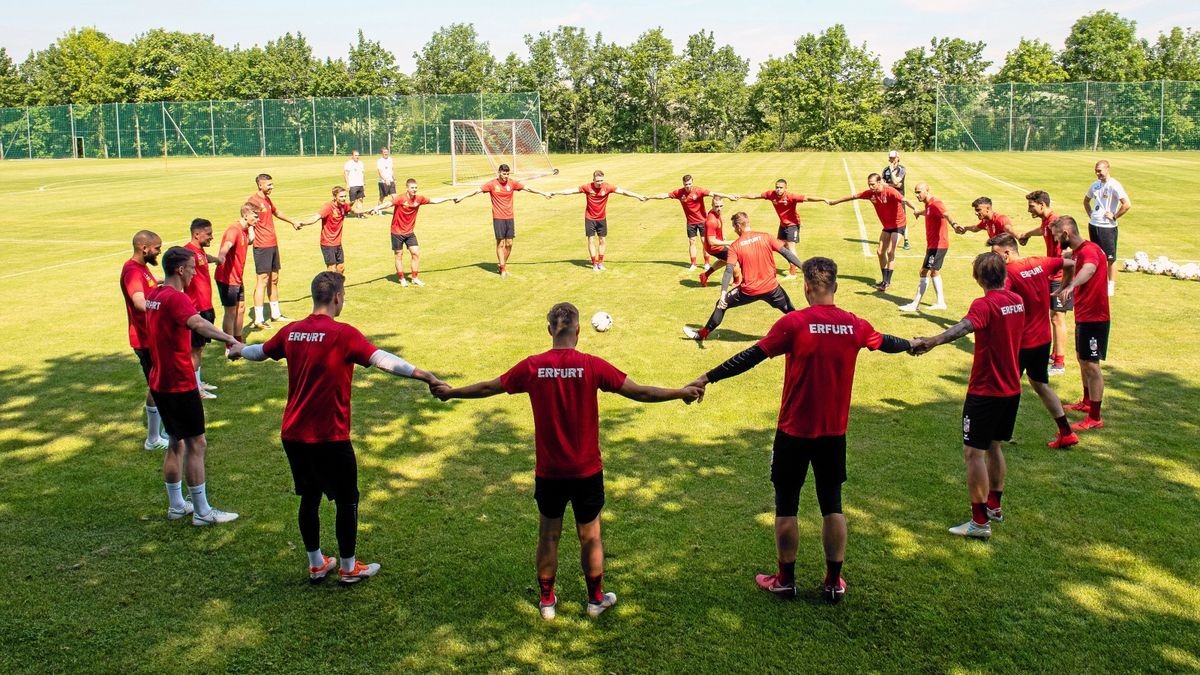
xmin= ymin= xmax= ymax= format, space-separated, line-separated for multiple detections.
xmin=842 ymin=237 xmax=874 ymax=245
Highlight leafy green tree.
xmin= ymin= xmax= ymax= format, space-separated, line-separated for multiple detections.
xmin=348 ymin=30 xmax=408 ymax=95
xmin=670 ymin=30 xmax=748 ymax=146
xmin=0 ymin=47 xmax=29 ymax=106
xmin=258 ymin=33 xmax=318 ymax=98
xmin=995 ymin=38 xmax=1068 ymax=83
xmin=1059 ymin=10 xmax=1149 ymax=81
xmin=1147 ymin=27 xmax=1200 ymax=80
xmin=884 ymin=37 xmax=991 ymax=149
xmin=313 ymin=57 xmax=352 ymax=97
xmin=627 ymin=28 xmax=675 ymax=151
xmin=21 ymin=28 xmax=131 ymax=104
xmin=126 ymin=29 xmax=229 ymax=102
xmin=413 ymin=23 xmax=496 ymax=94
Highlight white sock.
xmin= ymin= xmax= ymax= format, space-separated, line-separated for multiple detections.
xmin=340 ymin=556 xmax=357 ymax=573
xmin=165 ymin=481 xmax=186 ymax=509
xmin=254 ymin=306 xmax=265 ymax=323
xmin=146 ymin=405 xmax=162 ymax=441
xmin=195 ymin=368 xmax=202 ymax=388
xmin=933 ymin=276 xmax=945 ymax=304
xmin=269 ymin=301 xmax=281 ymax=318
xmin=1107 ymin=280 xmax=1115 ymax=296
xmin=912 ymin=277 xmax=928 ymax=304
xmin=307 ymin=549 xmax=326 ymax=568
xmin=188 ymin=483 xmax=212 ymax=516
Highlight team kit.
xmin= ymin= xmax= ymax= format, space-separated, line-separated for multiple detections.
xmin=119 ymin=151 xmax=1126 ymax=615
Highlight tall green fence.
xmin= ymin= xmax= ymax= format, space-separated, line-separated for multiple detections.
xmin=0 ymin=92 xmax=542 ymax=160
xmin=936 ymin=80 xmax=1200 ymax=151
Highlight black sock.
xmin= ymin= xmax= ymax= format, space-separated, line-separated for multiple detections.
xmin=334 ymin=498 xmax=358 ymax=559
xmin=825 ymin=560 xmax=843 ymax=585
xmin=585 ymin=574 xmax=604 ymax=603
xmin=1055 ymin=415 xmax=1071 ymax=434
xmin=538 ymin=576 xmax=555 ymax=602
xmin=779 ymin=561 xmax=796 ymax=584
xmin=883 ymin=269 xmax=894 ymax=284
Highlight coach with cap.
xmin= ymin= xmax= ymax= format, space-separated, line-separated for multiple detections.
xmin=883 ymin=150 xmax=911 ymax=250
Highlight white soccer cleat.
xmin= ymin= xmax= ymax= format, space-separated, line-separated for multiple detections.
xmin=400 ymin=277 xmax=409 ymax=287
xmin=539 ymin=598 xmax=557 ymax=620
xmin=193 ymin=507 xmax=239 ymax=526
xmin=687 ymin=264 xmax=698 ymax=272
xmin=144 ymin=436 xmax=169 ymax=451
xmin=898 ymin=302 xmax=919 ymax=312
xmin=199 ymin=389 xmax=217 ymax=400
xmin=411 ymin=278 xmax=426 ymax=287
xmin=928 ymin=303 xmax=948 ymax=310
xmin=586 ymin=592 xmax=617 ymax=617
xmin=199 ymin=381 xmax=218 ymax=392
xmin=948 ymin=520 xmax=991 ymax=539
xmin=167 ymin=501 xmax=194 ymax=521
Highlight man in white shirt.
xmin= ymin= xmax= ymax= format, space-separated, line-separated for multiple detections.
xmin=376 ymin=147 xmax=396 ymax=205
xmin=343 ymin=150 xmax=367 ymax=214
xmin=1083 ymin=159 xmax=1131 ymax=296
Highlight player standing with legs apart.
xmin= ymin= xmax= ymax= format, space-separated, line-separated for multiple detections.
xmin=733 ymin=179 xmax=829 ymax=279
xmin=121 ymin=230 xmax=169 ymax=450
xmin=343 ymin=150 xmax=367 ymax=216
xmin=1083 ymin=160 xmax=1132 ymax=296
xmin=682 ymin=212 xmax=805 ymax=343
xmin=229 ymin=272 xmax=444 ymax=584
xmin=297 ymin=187 xmax=369 ymax=274
xmin=954 ymin=197 xmax=1015 ymax=239
xmin=456 ymin=164 xmax=551 ymax=279
xmin=698 ymin=197 xmax=735 ymax=287
xmin=183 ymin=218 xmax=221 ymax=399
xmin=375 ymin=147 xmax=396 ymax=208
xmin=911 ymin=253 xmax=1025 ymax=539
xmin=248 ymin=174 xmax=299 ymax=330
xmin=688 ymin=257 xmax=912 ymax=602
xmin=1017 ymin=191 xmax=1070 ymax=376
xmin=1051 ymin=216 xmax=1111 ymax=432
xmin=548 ymin=170 xmax=645 ymax=271
xmin=432 ymin=303 xmax=701 ymax=619
xmin=882 ymin=151 xmax=912 ymax=250
xmin=371 ymin=178 xmax=455 ymax=287
xmin=214 ymin=204 xmax=257 ymax=344
xmin=146 ymin=247 xmax=241 ymax=525
xmin=826 ymin=173 xmax=916 ymax=291
xmin=646 ymin=175 xmax=737 ymax=272
xmin=899 ymin=182 xmax=959 ymax=312
xmin=988 ymin=233 xmax=1079 ymax=449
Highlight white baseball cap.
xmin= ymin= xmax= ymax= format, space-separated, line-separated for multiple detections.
xmin=888 ymin=150 xmax=899 ymax=158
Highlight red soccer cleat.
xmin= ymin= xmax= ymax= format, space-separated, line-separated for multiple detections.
xmin=1064 ymin=399 xmax=1090 ymax=412
xmin=699 ymin=271 xmax=709 ymax=287
xmin=755 ymin=573 xmax=796 ymax=599
xmin=1071 ymin=418 xmax=1104 ymax=432
xmin=1047 ymin=431 xmax=1080 ymax=449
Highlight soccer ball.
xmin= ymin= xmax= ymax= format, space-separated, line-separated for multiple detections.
xmin=591 ymin=311 xmax=613 ymax=332
xmin=1122 ymin=259 xmax=1139 ymax=272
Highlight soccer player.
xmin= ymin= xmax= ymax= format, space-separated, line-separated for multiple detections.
xmin=548 ymin=170 xmax=645 ymax=271
xmin=371 ymin=178 xmax=455 ymax=287
xmin=988 ymin=233 xmax=1079 ymax=449
xmin=733 ymin=179 xmax=829 ymax=278
xmin=455 ymin=164 xmax=552 ymax=278
xmin=183 ymin=218 xmax=221 ymax=400
xmin=1052 ymin=215 xmax=1110 ymax=432
xmin=688 ymin=256 xmax=912 ymax=602
xmin=899 ymin=182 xmax=959 ymax=312
xmin=698 ymin=196 xmax=736 ymax=287
xmin=955 ymin=197 xmax=1014 ymax=239
xmin=431 ymin=302 xmax=701 ymax=619
xmin=882 ymin=150 xmax=912 ymax=250
xmin=1017 ymin=190 xmax=1070 ymax=375
xmin=1083 ymin=159 xmax=1132 ymax=296
xmin=682 ymin=212 xmax=805 ymax=343
xmin=376 ymin=147 xmax=396 ymax=204
xmin=826 ymin=173 xmax=917 ymax=291
xmin=297 ymin=186 xmax=371 ymax=274
xmin=146 ymin=247 xmax=241 ymax=526
xmin=911 ymin=253 xmax=1026 ymax=540
xmin=343 ymin=150 xmax=367 ymax=213
xmin=121 ymin=230 xmax=168 ymax=450
xmin=646 ymin=175 xmax=737 ymax=272
xmin=248 ymin=173 xmax=299 ymax=330
xmin=214 ymin=204 xmax=258 ymax=344
xmin=229 ymin=272 xmax=445 ymax=585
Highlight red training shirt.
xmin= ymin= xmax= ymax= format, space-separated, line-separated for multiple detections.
xmin=1039 ymin=212 xmax=1064 ymax=281
xmin=580 ymin=182 xmax=617 ymax=221
xmin=668 ymin=186 xmax=711 ymax=224
xmin=145 ymin=285 xmax=199 ymax=393
xmin=924 ymin=197 xmax=950 ymax=249
xmin=500 ymin=348 xmax=628 ymax=480
xmin=757 ymin=304 xmax=884 ymax=438
xmin=1004 ymin=256 xmax=1063 ymax=349
xmin=976 ymin=213 xmax=1012 ymax=239
xmin=184 ymin=242 xmax=214 ymax=312
xmin=213 ymin=223 xmax=249 ymax=287
xmin=963 ymin=289 xmax=1025 ymax=397
xmin=703 ymin=209 xmax=726 ymax=255
xmin=390 ymin=194 xmax=430 ymax=236
xmin=247 ymin=192 xmax=279 ymax=248
xmin=121 ymin=259 xmax=158 ymax=349
xmin=262 ymin=314 xmax=379 ymax=443
xmin=1071 ymin=241 xmax=1111 ymax=323
xmin=762 ymin=190 xmax=807 ymax=226
xmin=481 ymin=178 xmax=525 ymax=219
xmin=857 ymin=186 xmax=907 ymax=230
xmin=319 ymin=200 xmax=352 ymax=247
xmin=728 ymin=230 xmax=784 ymax=296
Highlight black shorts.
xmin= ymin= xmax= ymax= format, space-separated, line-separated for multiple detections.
xmin=962 ymin=394 xmax=1020 ymax=450
xmin=770 ymin=431 xmax=847 ymax=517
xmin=391 ymin=233 xmax=419 ymax=250
xmin=134 ymin=348 xmax=152 ymax=383
xmin=534 ymin=470 xmax=605 ymax=524
xmin=922 ymin=248 xmax=948 ymax=271
xmin=253 ymin=246 xmax=280 ymax=275
xmin=1076 ymin=321 xmax=1110 ymax=362
xmin=724 ymin=285 xmax=795 ymax=314
xmin=321 ymin=245 xmax=344 ymax=266
xmin=216 ymin=281 xmax=244 ymax=308
xmin=152 ymin=388 xmax=205 ymax=440
xmin=776 ymin=224 xmax=800 ymax=243
xmin=706 ymin=247 xmax=728 ymax=262
xmin=493 ymin=218 xmax=516 ymax=240
xmin=348 ymin=185 xmax=366 ymax=202
xmin=1087 ymin=225 xmax=1118 ymax=262
xmin=686 ymin=221 xmax=704 ymax=238
xmin=283 ymin=440 xmax=359 ymax=502
xmin=585 ymin=219 xmax=608 ymax=237
xmin=1049 ymin=279 xmax=1073 ymax=312
xmin=1019 ymin=342 xmax=1052 ymax=384
xmin=880 ymin=229 xmax=902 ymax=241
xmin=190 ymin=308 xmax=216 ymax=348
xmin=378 ymin=181 xmax=396 ymax=201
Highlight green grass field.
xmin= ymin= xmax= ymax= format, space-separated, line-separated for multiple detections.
xmin=1 ymin=151 xmax=1199 ymax=673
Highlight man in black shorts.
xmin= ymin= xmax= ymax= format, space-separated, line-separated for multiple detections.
xmin=214 ymin=203 xmax=258 ymax=344
xmin=1083 ymin=160 xmax=1132 ymax=296
xmin=1052 ymin=215 xmax=1111 ymax=432
xmin=247 ymin=174 xmax=299 ymax=330
xmin=549 ymin=170 xmax=645 ymax=271
xmin=183 ymin=218 xmax=222 ymax=399
xmin=900 ymin=182 xmax=959 ymax=312
xmin=1017 ymin=191 xmax=1071 ymax=375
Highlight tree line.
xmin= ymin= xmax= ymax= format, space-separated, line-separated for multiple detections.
xmin=1 ymin=11 xmax=1197 ymax=152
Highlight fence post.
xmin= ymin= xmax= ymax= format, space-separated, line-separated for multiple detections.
xmin=934 ymin=84 xmax=939 ymax=152
xmin=1082 ymin=81 xmax=1088 ymax=151
xmin=69 ymin=103 xmax=77 ymax=158
xmin=161 ymin=102 xmax=168 ymax=157
xmin=1159 ymin=79 xmax=1165 ymax=150
xmin=115 ymin=103 xmax=122 ymax=159
xmin=367 ymin=95 xmax=373 ymax=154
xmin=422 ymin=95 xmax=428 ymax=155
xmin=210 ymin=100 xmax=216 ymax=156
xmin=26 ymin=108 xmax=32 ymax=159
xmin=259 ymin=98 xmax=266 ymax=157
xmin=311 ymin=97 xmax=318 ymax=155
xmin=1008 ymin=82 xmax=1014 ymax=152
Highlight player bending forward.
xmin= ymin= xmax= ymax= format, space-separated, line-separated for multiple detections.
xmin=433 ymin=303 xmax=701 ymax=619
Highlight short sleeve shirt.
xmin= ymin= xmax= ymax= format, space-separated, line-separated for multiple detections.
xmin=727 ymin=230 xmax=784 ymax=296
xmin=319 ymin=201 xmax=352 ymax=247
xmin=213 ymin=224 xmax=249 ymax=286
xmin=924 ymin=198 xmax=950 ymax=249
xmin=390 ymin=194 xmax=430 ymax=236
xmin=668 ymin=187 xmax=711 ymax=224
xmin=121 ymin=259 xmax=158 ymax=349
xmin=762 ymin=191 xmax=807 ymax=226
xmin=1071 ymin=241 xmax=1111 ymax=322
xmin=247 ymin=192 xmax=278 ymax=249
xmin=1086 ymin=178 xmax=1128 ymax=227
xmin=882 ymin=163 xmax=906 ymax=193
xmin=977 ymin=213 xmax=1012 ymax=239
xmin=857 ymin=186 xmax=907 ymax=230
xmin=145 ymin=285 xmax=199 ymax=393
xmin=184 ymin=242 xmax=214 ymax=312
xmin=703 ymin=210 xmax=726 ymax=254
xmin=377 ymin=157 xmax=394 ymax=183
xmin=963 ymin=289 xmax=1025 ymax=397
xmin=343 ymin=159 xmax=365 ymax=188
xmin=579 ymin=182 xmax=617 ymax=221
xmin=481 ymin=178 xmax=525 ymax=219
xmin=1004 ymin=256 xmax=1064 ymax=348
xmin=1038 ymin=212 xmax=1064 ymax=281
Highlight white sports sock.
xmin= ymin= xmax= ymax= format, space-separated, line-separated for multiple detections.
xmin=146 ymin=405 xmax=162 ymax=441
xmin=913 ymin=277 xmax=928 ymax=304
xmin=340 ymin=556 xmax=356 ymax=573
xmin=269 ymin=301 xmax=281 ymax=318
xmin=307 ymin=549 xmax=326 ymax=568
xmin=165 ymin=481 xmax=186 ymax=509
xmin=933 ymin=276 xmax=945 ymax=304
xmin=1107 ymin=280 xmax=1115 ymax=296
xmin=188 ymin=483 xmax=212 ymax=516
xmin=254 ymin=306 xmax=265 ymax=323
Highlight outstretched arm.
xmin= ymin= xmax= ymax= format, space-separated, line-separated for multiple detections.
xmin=186 ymin=314 xmax=237 ymax=347
xmin=711 ymin=190 xmax=739 ymax=200
xmin=614 ymin=187 xmax=645 ymax=201
xmin=911 ymin=318 xmax=975 ymax=355
xmin=454 ymin=189 xmax=483 ymax=204
xmin=778 ymin=247 xmax=803 ymax=269
xmin=616 ymin=377 xmax=702 ymax=404
xmin=693 ymin=344 xmax=768 ymax=387
xmin=826 ymin=194 xmax=859 ymax=206
xmin=551 ymin=188 xmax=582 ymax=197
xmin=296 ymin=213 xmax=321 ymax=228
xmin=522 ymin=186 xmax=552 ymax=198
xmin=434 ymin=377 xmax=505 ymax=400
xmin=426 ymin=196 xmax=454 ymax=205
xmin=644 ymin=192 xmax=673 ymax=201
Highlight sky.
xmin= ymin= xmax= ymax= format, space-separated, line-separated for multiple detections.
xmin=1 ymin=0 xmax=1195 ymax=78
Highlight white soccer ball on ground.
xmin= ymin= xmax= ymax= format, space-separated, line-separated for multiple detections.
xmin=1135 ymin=251 xmax=1149 ymax=262
xmin=1122 ymin=259 xmax=1139 ymax=272
xmin=591 ymin=311 xmax=613 ymax=332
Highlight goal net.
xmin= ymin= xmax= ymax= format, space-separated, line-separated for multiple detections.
xmin=450 ymin=119 xmax=556 ymax=185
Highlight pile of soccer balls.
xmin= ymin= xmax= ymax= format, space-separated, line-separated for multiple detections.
xmin=1122 ymin=252 xmax=1200 ymax=280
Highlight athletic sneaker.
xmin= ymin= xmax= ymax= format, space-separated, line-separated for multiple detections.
xmin=167 ymin=500 xmax=194 ymax=521
xmin=902 ymin=239 xmax=911 ymax=250
xmin=586 ymin=592 xmax=617 ymax=617
xmin=1065 ymin=399 xmax=1090 ymax=412
xmin=821 ymin=577 xmax=847 ymax=604
xmin=199 ymin=381 xmax=218 ymax=392
xmin=688 ymin=264 xmax=698 ymax=272
xmin=699 ymin=271 xmax=709 ymax=287
xmin=683 ymin=326 xmax=703 ymax=342
xmin=539 ymin=596 xmax=557 ymax=621
xmin=1047 ymin=431 xmax=1079 ymax=449
xmin=271 ymin=314 xmax=293 ymax=322
xmin=598 ymin=263 xmax=607 ymax=271
xmin=309 ymin=555 xmax=337 ymax=583
xmin=1048 ymin=365 xmax=1066 ymax=376
xmin=1071 ymin=418 xmax=1104 ymax=432
xmin=948 ymin=520 xmax=992 ymax=539
xmin=251 ymin=320 xmax=272 ymax=330
xmin=411 ymin=278 xmax=426 ymax=287
xmin=755 ymin=573 xmax=797 ymax=599
xmin=199 ymin=389 xmax=217 ymax=400
xmin=339 ymin=561 xmax=381 ymax=585
xmin=928 ymin=303 xmax=948 ymax=310
xmin=592 ymin=264 xmax=601 ymax=272
xmin=898 ymin=302 xmax=919 ymax=312
xmin=986 ymin=507 xmax=1004 ymax=523
xmin=500 ymin=271 xmax=511 ymax=279
xmin=400 ymin=277 xmax=409 ymax=287
xmin=874 ymin=281 xmax=890 ymax=292
xmin=193 ymin=507 xmax=239 ymax=527
xmin=144 ymin=436 xmax=169 ymax=451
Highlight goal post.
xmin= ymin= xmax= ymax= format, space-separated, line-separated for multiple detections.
xmin=450 ymin=118 xmax=556 ymax=186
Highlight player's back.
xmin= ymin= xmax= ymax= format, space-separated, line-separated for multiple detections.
xmin=729 ymin=231 xmax=781 ymax=295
